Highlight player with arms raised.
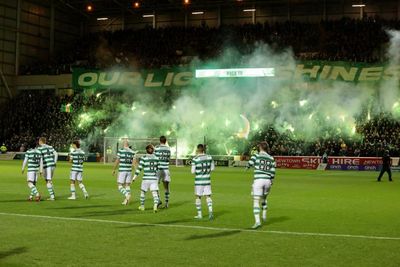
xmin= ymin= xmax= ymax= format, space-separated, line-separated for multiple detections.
xmin=155 ymin=135 xmax=171 ymax=208
xmin=113 ymin=139 xmax=135 ymax=205
xmin=68 ymin=140 xmax=89 ymax=200
xmin=133 ymin=144 xmax=160 ymax=213
xmin=22 ymin=144 xmax=42 ymax=201
xmin=38 ymin=137 xmax=57 ymax=201
xmin=191 ymin=144 xmax=215 ymax=220
xmin=247 ymin=141 xmax=276 ymax=229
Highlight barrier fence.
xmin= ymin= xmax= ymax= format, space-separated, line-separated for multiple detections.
xmin=274 ymin=156 xmax=399 ymax=171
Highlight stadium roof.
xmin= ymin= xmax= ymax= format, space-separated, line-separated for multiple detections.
xmin=59 ymin=0 xmax=345 ymax=16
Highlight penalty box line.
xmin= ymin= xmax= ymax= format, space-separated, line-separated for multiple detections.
xmin=0 ymin=212 xmax=399 ymax=241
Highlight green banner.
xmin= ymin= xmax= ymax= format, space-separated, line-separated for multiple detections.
xmin=72 ymin=68 xmax=193 ymax=90
xmin=72 ymin=61 xmax=398 ymax=90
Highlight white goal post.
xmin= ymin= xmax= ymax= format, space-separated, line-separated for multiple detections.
xmin=103 ymin=137 xmax=179 ymax=166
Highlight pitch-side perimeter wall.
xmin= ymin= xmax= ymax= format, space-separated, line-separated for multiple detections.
xmin=275 ymin=156 xmax=399 ymax=171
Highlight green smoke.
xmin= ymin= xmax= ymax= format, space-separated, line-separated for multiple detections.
xmin=76 ymin=31 xmax=400 ymax=155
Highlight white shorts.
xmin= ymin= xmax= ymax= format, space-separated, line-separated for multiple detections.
xmin=252 ymin=179 xmax=272 ymax=197
xmin=195 ymin=185 xmax=212 ymax=196
xmin=70 ymin=171 xmax=83 ymax=181
xmin=43 ymin=167 xmax=55 ymax=181
xmin=27 ymin=172 xmax=38 ymax=183
xmin=158 ymin=169 xmax=171 ymax=183
xmin=141 ymin=180 xmax=159 ymax=192
xmin=118 ymin=172 xmax=132 ymax=184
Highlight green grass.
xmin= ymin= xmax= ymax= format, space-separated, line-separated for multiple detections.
xmin=1 ymin=160 xmax=400 ymax=266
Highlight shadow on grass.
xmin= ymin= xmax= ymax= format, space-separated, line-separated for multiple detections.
xmin=80 ymin=194 xmax=106 ymax=199
xmin=74 ymin=209 xmax=134 ymax=217
xmin=0 ymin=199 xmax=30 ymax=203
xmin=165 ymin=200 xmax=191 ymax=208
xmin=184 ymin=230 xmax=241 ymax=241
xmin=264 ymin=216 xmax=291 ymax=226
xmin=117 ymin=224 xmax=156 ymax=229
xmin=210 ymin=210 xmax=230 ymax=220
xmin=158 ymin=218 xmax=194 ymax=224
xmin=0 ymin=247 xmax=28 ymax=259
xmin=47 ymin=204 xmax=112 ymax=210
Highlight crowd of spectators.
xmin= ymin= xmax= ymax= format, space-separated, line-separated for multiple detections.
xmin=5 ymin=17 xmax=400 ymax=156
xmin=1 ymin=90 xmax=399 ymax=157
xmin=250 ymin=112 xmax=400 ymax=157
xmin=19 ymin=17 xmax=400 ymax=75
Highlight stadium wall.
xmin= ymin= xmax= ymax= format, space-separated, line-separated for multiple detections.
xmin=274 ymin=156 xmax=400 ymax=171
xmin=15 ymin=73 xmax=72 ymax=92
xmin=0 ymin=0 xmax=80 ymax=98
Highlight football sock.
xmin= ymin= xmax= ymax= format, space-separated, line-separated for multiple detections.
xmin=118 ymin=185 xmax=127 ymax=197
xmin=261 ymin=198 xmax=268 ymax=219
xmin=206 ymin=196 xmax=213 ymax=213
xmin=152 ymin=191 xmax=159 ymax=206
xmin=195 ymin=198 xmax=202 ymax=217
xmin=165 ymin=191 xmax=170 ymax=204
xmin=125 ymin=185 xmax=131 ymax=197
xmin=70 ymin=184 xmax=76 ymax=197
xmin=47 ymin=182 xmax=55 ymax=199
xmin=28 ymin=182 xmax=39 ymax=197
xmin=140 ymin=190 xmax=145 ymax=206
xmin=79 ymin=183 xmax=88 ymax=195
xmin=253 ymin=196 xmax=261 ymax=224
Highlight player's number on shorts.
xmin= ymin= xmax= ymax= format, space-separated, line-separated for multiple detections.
xmin=259 ymin=159 xmax=272 ymax=171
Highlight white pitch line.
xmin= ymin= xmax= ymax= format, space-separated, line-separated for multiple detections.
xmin=0 ymin=212 xmax=399 ymax=241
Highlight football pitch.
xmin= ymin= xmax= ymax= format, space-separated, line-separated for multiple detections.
xmin=1 ymin=160 xmax=400 ymax=267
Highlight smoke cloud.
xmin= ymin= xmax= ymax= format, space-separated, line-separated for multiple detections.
xmin=77 ymin=30 xmax=400 ymax=156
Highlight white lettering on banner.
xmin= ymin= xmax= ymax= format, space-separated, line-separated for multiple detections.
xmin=77 ymin=72 xmax=193 ymax=88
xmin=302 ymin=158 xmax=321 ymax=164
xmin=330 ymin=165 xmax=342 ymax=169
xmin=78 ymin=72 xmax=98 ymax=86
xmin=174 ymin=72 xmax=192 ymax=86
xmin=164 ymin=72 xmax=174 ymax=86
xmin=347 ymin=166 xmax=359 ymax=170
xmin=364 ymin=166 xmax=377 ymax=170
xmin=99 ymin=72 xmax=120 ymax=86
xmin=144 ymin=73 xmax=163 ymax=87
xmin=331 ymin=158 xmax=360 ymax=165
xmin=363 ymin=160 xmax=381 ymax=165
xmin=119 ymin=72 xmax=141 ymax=86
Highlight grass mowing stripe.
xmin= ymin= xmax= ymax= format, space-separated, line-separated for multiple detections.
xmin=1 ymin=212 xmax=399 ymax=241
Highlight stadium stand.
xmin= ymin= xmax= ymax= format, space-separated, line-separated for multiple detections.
xmin=1 ymin=89 xmax=399 ymax=157
xmin=18 ymin=18 xmax=399 ymax=75
xmin=3 ymin=19 xmax=400 ymax=156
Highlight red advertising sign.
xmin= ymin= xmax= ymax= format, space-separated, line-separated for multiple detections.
xmin=275 ymin=156 xmax=320 ymax=169
xmin=275 ymin=156 xmax=383 ymax=170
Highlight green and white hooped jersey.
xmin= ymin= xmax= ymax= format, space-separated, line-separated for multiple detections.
xmin=154 ymin=144 xmax=171 ymax=170
xmin=134 ymin=154 xmax=159 ymax=181
xmin=38 ymin=144 xmax=56 ymax=169
xmin=70 ymin=148 xmax=85 ymax=172
xmin=247 ymin=152 xmax=276 ymax=180
xmin=192 ymin=154 xmax=214 ymax=186
xmin=25 ymin=148 xmax=41 ymax=172
xmin=117 ymin=148 xmax=135 ymax=172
